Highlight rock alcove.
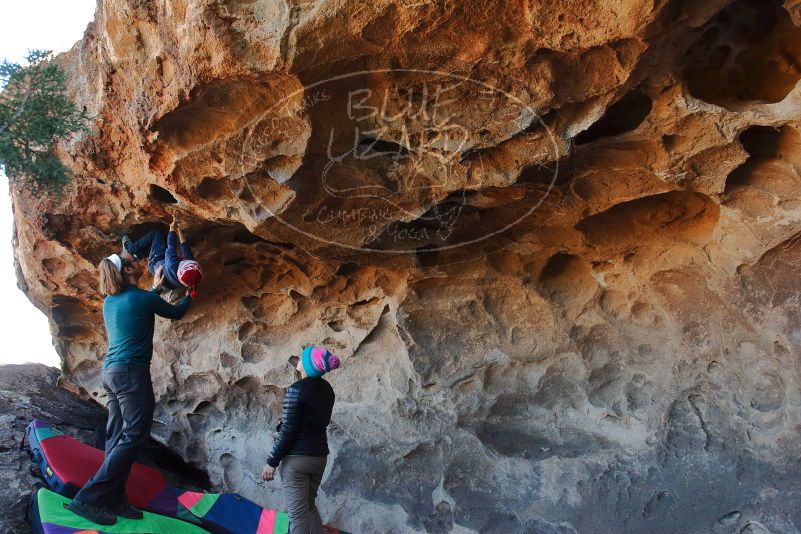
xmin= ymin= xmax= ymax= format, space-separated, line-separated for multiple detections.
xmin=10 ymin=0 xmax=801 ymax=531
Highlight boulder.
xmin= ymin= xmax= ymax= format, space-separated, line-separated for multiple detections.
xmin=9 ymin=0 xmax=801 ymax=531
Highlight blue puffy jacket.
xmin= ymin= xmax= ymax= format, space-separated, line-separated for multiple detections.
xmin=266 ymin=377 xmax=335 ymax=467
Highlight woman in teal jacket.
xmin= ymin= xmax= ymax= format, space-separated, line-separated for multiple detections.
xmin=67 ymin=251 xmax=192 ymax=525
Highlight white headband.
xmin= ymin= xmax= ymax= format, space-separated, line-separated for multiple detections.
xmin=106 ymin=253 xmax=123 ymax=271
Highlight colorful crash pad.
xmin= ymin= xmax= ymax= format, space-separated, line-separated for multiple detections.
xmin=26 ymin=420 xmax=291 ymax=534
xmin=28 ymin=488 xmax=210 ymax=534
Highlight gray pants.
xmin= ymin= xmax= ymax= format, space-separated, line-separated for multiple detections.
xmin=279 ymin=455 xmax=327 ymax=534
xmin=73 ymin=365 xmax=155 ymax=507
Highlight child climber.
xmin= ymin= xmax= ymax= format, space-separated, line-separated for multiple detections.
xmin=122 ymin=220 xmax=203 ymax=297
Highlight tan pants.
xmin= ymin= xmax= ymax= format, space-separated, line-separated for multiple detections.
xmin=279 ymin=455 xmax=327 ymax=534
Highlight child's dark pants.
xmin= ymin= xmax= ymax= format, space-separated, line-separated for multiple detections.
xmin=125 ymin=230 xmax=194 ymax=289
xmin=125 ymin=229 xmax=166 ymax=275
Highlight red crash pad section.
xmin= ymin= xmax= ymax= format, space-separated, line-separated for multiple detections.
xmin=38 ymin=434 xmax=168 ymax=508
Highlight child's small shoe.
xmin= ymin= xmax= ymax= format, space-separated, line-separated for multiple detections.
xmin=121 ymin=234 xmax=133 ymax=254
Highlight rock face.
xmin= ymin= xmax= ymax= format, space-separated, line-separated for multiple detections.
xmin=0 ymin=364 xmax=105 ymax=533
xmin=0 ymin=364 xmax=208 ymax=533
xmin=10 ymin=0 xmax=801 ymax=531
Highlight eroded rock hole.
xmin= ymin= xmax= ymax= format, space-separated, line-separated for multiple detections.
xmin=518 ymin=161 xmax=564 ymax=187
xmin=238 ymin=186 xmax=255 ymax=203
xmin=50 ymin=295 xmax=83 ymax=323
xmin=195 ymin=177 xmax=230 ymax=200
xmin=358 ymin=137 xmax=409 ymax=157
xmin=725 ymin=126 xmax=783 ymax=193
xmin=241 ymin=342 xmax=268 ymax=363
xmin=352 ymin=297 xmax=380 ymax=307
xmin=574 ymin=90 xmax=652 ymax=145
xmin=739 ymin=126 xmax=783 ymax=159
xmin=149 ymin=184 xmax=178 ymax=204
xmin=336 ymin=263 xmax=360 ymax=276
xmin=328 ymin=320 xmax=346 ymax=332
xmin=662 ymin=0 xmax=715 ymax=25
xmin=232 ymin=229 xmax=267 ymax=244
xmin=724 ymin=124 xmax=801 ymax=194
xmin=416 ymin=245 xmax=440 ymax=268
xmin=139 ymin=441 xmax=211 ymax=490
xmin=152 ymin=76 xmax=281 ymax=153
xmin=354 ymin=304 xmax=391 ymax=349
xmin=238 ymin=321 xmax=257 ymax=342
xmin=683 ymin=0 xmax=801 ymax=108
xmin=537 ymin=254 xmax=597 ymax=306
xmin=576 ymin=191 xmax=720 ymax=248
xmin=223 ymin=256 xmax=246 ymax=267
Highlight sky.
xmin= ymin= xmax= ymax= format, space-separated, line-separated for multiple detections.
xmin=0 ymin=0 xmax=97 ymax=366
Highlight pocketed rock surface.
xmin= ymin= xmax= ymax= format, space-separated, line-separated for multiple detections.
xmin=9 ymin=0 xmax=801 ymax=531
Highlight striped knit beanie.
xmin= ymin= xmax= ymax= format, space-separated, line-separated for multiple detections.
xmin=301 ymin=346 xmax=341 ymax=378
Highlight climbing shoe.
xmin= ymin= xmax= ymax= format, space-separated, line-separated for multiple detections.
xmin=121 ymin=234 xmax=134 ymax=255
xmin=66 ymin=500 xmax=117 ymax=525
xmin=111 ymin=502 xmax=144 ymax=519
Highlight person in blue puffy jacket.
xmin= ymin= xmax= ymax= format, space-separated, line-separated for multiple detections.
xmin=262 ymin=347 xmax=341 ymax=534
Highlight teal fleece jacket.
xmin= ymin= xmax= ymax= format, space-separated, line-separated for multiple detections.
xmin=102 ymin=284 xmax=191 ymax=368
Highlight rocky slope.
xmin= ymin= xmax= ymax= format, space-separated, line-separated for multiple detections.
xmin=0 ymin=364 xmax=105 ymax=533
xmin=9 ymin=0 xmax=801 ymax=531
xmin=0 ymin=364 xmax=208 ymax=533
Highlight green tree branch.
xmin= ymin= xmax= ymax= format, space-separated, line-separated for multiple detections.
xmin=0 ymin=49 xmax=90 ymax=196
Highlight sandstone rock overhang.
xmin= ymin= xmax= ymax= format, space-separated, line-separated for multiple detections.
xmin=8 ymin=0 xmax=801 ymax=532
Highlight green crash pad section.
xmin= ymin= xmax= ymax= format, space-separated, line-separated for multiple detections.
xmin=37 ymin=489 xmax=211 ymax=533
xmin=188 ymin=493 xmax=220 ymax=517
xmin=35 ymin=427 xmax=65 ymax=441
xmin=273 ymin=512 xmax=290 ymax=533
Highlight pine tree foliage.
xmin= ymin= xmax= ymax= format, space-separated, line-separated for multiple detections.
xmin=0 ymin=50 xmax=90 ymax=196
